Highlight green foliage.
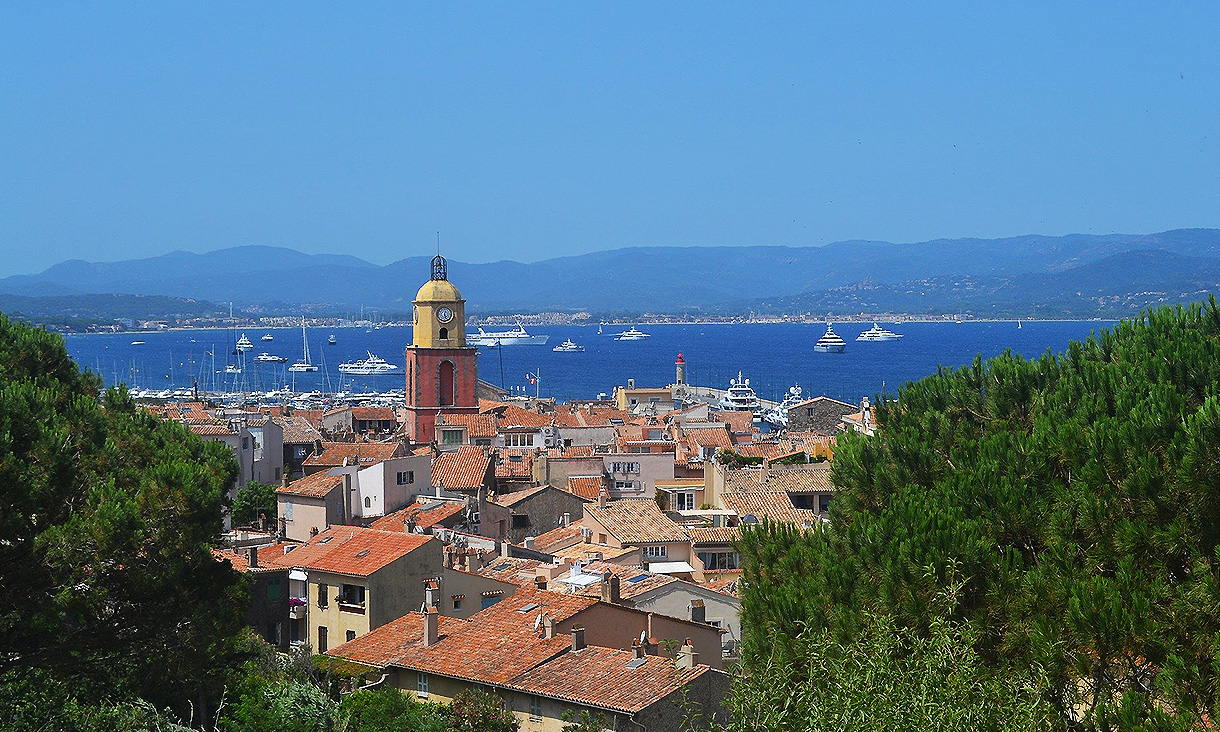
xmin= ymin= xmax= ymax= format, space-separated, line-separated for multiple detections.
xmin=771 ymin=452 xmax=808 ymax=465
xmin=560 ymin=708 xmax=610 ymax=732
xmin=449 ymin=689 xmax=518 ymax=732
xmin=736 ymin=299 xmax=1220 ymax=729
xmin=717 ymin=450 xmax=764 ymax=468
xmin=341 ymin=688 xmax=452 ymax=732
xmin=231 ymin=481 xmax=278 ymax=528
xmin=222 ymin=675 xmax=339 ymax=732
xmin=0 ymin=314 xmax=248 ymax=716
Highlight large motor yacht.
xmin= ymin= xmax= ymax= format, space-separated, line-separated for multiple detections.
xmin=717 ymin=372 xmax=761 ymax=414
xmin=552 ymin=339 xmax=585 ymax=352
xmin=469 ymin=324 xmax=549 ymax=347
xmin=814 ymin=323 xmax=846 ymax=353
xmin=763 ymin=385 xmax=805 ymax=428
xmin=856 ymin=322 xmax=904 ymax=341
xmin=255 ymin=352 xmax=287 ymax=363
xmin=235 ymin=333 xmax=254 ymax=352
xmin=614 ymin=327 xmax=651 ymax=341
xmin=338 ymin=351 xmax=402 ymax=375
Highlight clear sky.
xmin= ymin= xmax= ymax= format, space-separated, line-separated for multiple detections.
xmin=2 ymin=3 xmax=1218 ymax=275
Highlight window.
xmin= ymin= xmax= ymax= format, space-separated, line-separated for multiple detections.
xmin=339 ymin=584 xmax=366 ymax=607
xmin=452 ymin=597 xmax=463 ymax=611
xmin=529 ymin=697 xmax=543 ymax=722
xmin=505 ymin=433 xmax=535 ymax=447
xmin=318 ymin=626 xmax=328 ymax=653
xmin=642 ymin=545 xmax=668 ymax=559
xmin=610 ymin=461 xmax=641 ymax=474
xmin=294 ymin=445 xmax=307 ymax=460
xmin=475 ymin=438 xmax=492 ymax=446
xmin=397 ymin=470 xmax=415 ymax=485
xmin=283 ymin=500 xmax=294 ymax=520
xmin=441 ymin=429 xmax=463 ymax=445
xmin=438 ymin=327 xmax=448 ymax=340
xmin=818 ymin=495 xmax=832 ymax=513
xmin=598 ymin=533 xmax=607 ymax=544
xmin=614 ymin=480 xmax=634 ymax=492
xmin=481 ymin=595 xmax=501 ymax=610
xmin=242 ymin=436 xmax=249 ymax=450
xmin=697 ymin=551 xmax=740 ymax=570
xmin=512 ymin=514 xmax=530 ymax=529
xmin=672 ymin=491 xmax=696 ymax=511
xmin=346 ymin=630 xmax=357 ymax=643
xmin=317 ymin=583 xmax=328 ymax=608
xmin=364 ymin=496 xmax=371 ymax=508
xmin=416 ymin=672 xmax=429 ymax=698
xmin=649 ymin=397 xmax=661 ymax=403
xmin=266 ymin=578 xmax=282 ymax=604
xmin=438 ymin=361 xmax=455 ymax=406
xmin=509 ymin=454 xmax=523 ymax=462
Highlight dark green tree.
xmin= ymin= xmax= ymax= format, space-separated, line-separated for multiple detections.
xmin=231 ymin=481 xmax=278 ymax=528
xmin=736 ymin=299 xmax=1220 ymax=729
xmin=0 ymin=314 xmax=249 ymax=717
xmin=448 ymin=688 xmax=518 ymax=732
xmin=340 ymin=687 xmax=452 ymax=732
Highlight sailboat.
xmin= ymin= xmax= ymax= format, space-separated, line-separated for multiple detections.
xmin=288 ymin=319 xmax=319 ymax=372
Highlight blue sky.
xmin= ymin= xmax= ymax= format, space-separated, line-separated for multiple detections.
xmin=2 ymin=3 xmax=1217 ymax=275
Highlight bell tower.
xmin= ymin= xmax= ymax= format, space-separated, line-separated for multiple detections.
xmin=403 ymin=255 xmax=479 ymax=444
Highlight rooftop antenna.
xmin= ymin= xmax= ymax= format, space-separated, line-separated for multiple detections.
xmin=437 ymin=231 xmax=441 ymax=256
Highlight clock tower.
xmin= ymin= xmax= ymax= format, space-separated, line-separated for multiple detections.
xmin=403 ymin=255 xmax=479 ymax=444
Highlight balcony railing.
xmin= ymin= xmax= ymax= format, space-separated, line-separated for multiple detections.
xmin=338 ymin=601 xmax=366 ymax=615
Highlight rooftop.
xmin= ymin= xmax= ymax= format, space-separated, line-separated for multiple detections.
xmin=304 ymin=441 xmax=405 ymax=467
xmin=265 ymin=526 xmax=432 ymax=577
xmin=584 ymin=499 xmax=689 ymax=544
xmin=432 ymin=445 xmax=493 ymax=491
xmin=277 ymin=471 xmax=344 ymax=498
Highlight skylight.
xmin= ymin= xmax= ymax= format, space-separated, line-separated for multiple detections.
xmin=516 ymin=602 xmax=539 ymax=613
xmin=318 ymin=537 xmax=333 ymax=544
xmin=627 ymin=574 xmax=650 ymax=584
xmin=355 ymin=550 xmax=370 ymax=557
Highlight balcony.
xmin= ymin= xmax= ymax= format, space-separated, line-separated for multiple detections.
xmin=288 ymin=597 xmax=307 ymax=619
xmin=338 ymin=601 xmax=366 ymax=615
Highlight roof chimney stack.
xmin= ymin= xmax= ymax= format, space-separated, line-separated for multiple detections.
xmin=597 ymin=489 xmax=607 ymax=509
xmin=542 ymin=613 xmax=554 ymax=639
xmin=248 ymin=546 xmax=259 ymax=568
xmin=677 ymin=638 xmax=699 ymax=669
xmin=561 ymin=512 xmax=571 ymax=527
xmin=600 ymin=570 xmax=620 ymax=604
xmin=571 ymin=626 xmax=586 ymax=652
xmin=689 ymin=599 xmax=705 ymax=624
xmin=423 ymin=606 xmax=439 ymax=646
xmin=631 ymin=639 xmax=645 ymax=660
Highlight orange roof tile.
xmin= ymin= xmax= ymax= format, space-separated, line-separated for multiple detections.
xmin=685 ymin=526 xmax=741 ymax=545
xmin=304 ymin=441 xmax=406 ymax=467
xmin=584 ymin=499 xmax=689 ymax=544
xmin=189 ymin=423 xmax=235 ymax=436
xmin=720 ymin=490 xmax=820 ymax=527
xmin=496 ymin=448 xmax=537 ymax=479
xmin=715 ymin=410 xmax=757 ymax=435
xmin=265 ymin=526 xmax=433 ymax=577
xmin=352 ymin=407 xmax=398 ymax=422
xmin=573 ymin=561 xmax=678 ymax=600
xmin=566 ymin=476 xmax=605 ymax=500
xmin=277 ymin=471 xmax=344 ymax=498
xmin=369 ymin=500 xmax=467 ymax=532
xmin=436 ymin=412 xmax=499 ymax=438
xmin=505 ymin=645 xmax=713 ymax=714
xmin=684 ymin=426 xmax=733 ymax=450
xmin=495 ymin=404 xmax=554 ymax=429
xmin=432 ymin=446 xmax=493 ymax=491
xmin=477 ymin=557 xmax=546 ymax=586
xmin=276 ymin=417 xmax=323 ymax=444
xmin=532 ymin=525 xmax=583 ymax=553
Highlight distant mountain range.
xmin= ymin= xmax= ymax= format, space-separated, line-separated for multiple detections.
xmin=3 ymin=229 xmax=1219 ymax=318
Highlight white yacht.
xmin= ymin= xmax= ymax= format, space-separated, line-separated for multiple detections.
xmin=338 ymin=351 xmax=401 ymax=375
xmin=255 ymin=352 xmax=287 ymax=363
xmin=328 ymin=334 xmax=337 ymax=345
xmin=814 ymin=323 xmax=846 ymax=353
xmin=552 ymin=339 xmax=585 ymax=352
xmin=614 ymin=327 xmax=651 ymax=341
xmin=856 ymin=322 xmax=904 ymax=341
xmin=235 ymin=334 xmax=254 ymax=352
xmin=717 ymin=372 xmax=761 ymax=414
xmin=261 ymin=333 xmax=274 ymax=341
xmin=287 ymin=320 xmax=319 ymax=372
xmin=763 ymin=385 xmax=805 ymax=429
xmin=469 ymin=325 xmax=549 ymax=347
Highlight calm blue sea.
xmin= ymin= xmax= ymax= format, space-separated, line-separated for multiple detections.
xmin=63 ymin=320 xmax=1118 ymax=404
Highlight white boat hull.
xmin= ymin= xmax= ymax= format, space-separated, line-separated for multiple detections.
xmin=470 ymin=335 xmax=549 ymax=346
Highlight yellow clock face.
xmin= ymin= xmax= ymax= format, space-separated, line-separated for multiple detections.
xmin=436 ymin=307 xmax=453 ymax=324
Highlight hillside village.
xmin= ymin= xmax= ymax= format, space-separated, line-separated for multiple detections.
xmin=140 ymin=256 xmax=874 ymax=730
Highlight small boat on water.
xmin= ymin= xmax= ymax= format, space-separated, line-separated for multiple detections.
xmin=338 ymin=352 xmax=401 ymax=375
xmin=614 ymin=327 xmax=650 ymax=341
xmin=856 ymin=322 xmax=903 ymax=342
xmin=224 ymin=364 xmax=241 ymax=375
xmin=235 ymin=334 xmax=254 ymax=352
xmin=261 ymin=333 xmax=274 ymax=341
xmin=328 ymin=334 xmax=337 ymax=345
xmin=552 ymin=339 xmax=584 ymax=353
xmin=131 ymin=340 xmax=145 ymax=345
xmin=288 ymin=319 xmax=319 ymax=372
xmin=814 ymin=323 xmax=846 ymax=353
xmin=717 ymin=372 xmax=761 ymax=415
xmin=469 ymin=325 xmax=549 ymax=347
xmin=255 ymin=352 xmax=288 ymax=363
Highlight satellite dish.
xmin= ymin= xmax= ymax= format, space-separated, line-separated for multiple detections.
xmin=639 ymin=630 xmax=647 ymax=644
xmin=534 ymin=612 xmax=542 ymax=631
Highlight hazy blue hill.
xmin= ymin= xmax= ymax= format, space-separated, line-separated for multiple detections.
xmin=2 ymin=230 xmax=1218 ymax=316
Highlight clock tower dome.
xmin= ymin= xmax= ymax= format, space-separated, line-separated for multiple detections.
xmin=403 ymin=255 xmax=479 ymax=444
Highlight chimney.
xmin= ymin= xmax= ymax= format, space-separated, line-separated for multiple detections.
xmin=597 ymin=489 xmax=607 ymax=509
xmin=600 ymin=571 xmax=620 ymax=604
xmin=423 ymin=606 xmax=439 ymax=646
xmin=542 ymin=613 xmax=554 ymax=639
xmin=523 ymin=536 xmax=535 ymax=550
xmin=424 ymin=579 xmax=440 ymax=608
xmin=571 ymin=626 xmax=586 ymax=652
xmin=248 ymin=546 xmax=259 ymax=568
xmin=534 ymin=576 xmax=548 ymax=590
xmin=627 ymin=378 xmax=635 ymax=390
xmin=689 ymin=599 xmax=705 ymax=624
xmin=580 ymin=526 xmax=592 ymax=544
xmin=561 ymin=512 xmax=571 ymax=527
xmin=281 ymin=473 xmax=289 ymax=488
xmin=677 ymin=638 xmax=699 ymax=669
xmin=443 ymin=546 xmax=455 ymax=569
xmin=406 ymin=516 xmax=417 ymax=533
xmin=631 ymin=639 xmax=645 ymax=660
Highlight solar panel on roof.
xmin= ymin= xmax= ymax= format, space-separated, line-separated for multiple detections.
xmin=516 ymin=602 xmax=539 ymax=613
xmin=627 ymin=574 xmax=650 ymax=584
xmin=492 ymin=562 xmax=511 ymax=571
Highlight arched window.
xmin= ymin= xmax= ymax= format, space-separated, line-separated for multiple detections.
xmin=439 ymin=327 xmax=448 ymax=341
xmin=364 ymin=497 xmax=371 ymax=509
xmin=439 ymin=360 xmax=455 ymax=406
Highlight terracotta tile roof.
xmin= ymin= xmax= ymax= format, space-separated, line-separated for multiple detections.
xmin=368 ymin=499 xmax=467 ymax=532
xmin=265 ymin=526 xmax=433 ymax=577
xmin=328 ymin=587 xmax=592 ymax=684
xmin=290 ymin=409 xmax=325 ymax=428
xmin=685 ymin=526 xmax=741 ymax=545
xmin=566 ymin=476 xmax=605 ymax=501
xmin=584 ymin=499 xmax=689 ymax=544
xmin=532 ymin=525 xmax=583 ymax=553
xmin=547 ymin=444 xmax=597 ymax=458
xmin=156 ymin=402 xmax=221 ymax=424
xmin=721 ymin=465 xmax=835 ymax=494
xmin=304 ymin=441 xmax=406 ymax=467
xmin=275 ymin=417 xmax=323 ymax=444
xmin=352 ymin=407 xmax=398 ymax=422
xmin=496 ymin=448 xmax=537 ymax=479
xmin=212 ymin=547 xmax=290 ymax=574
xmin=495 ymin=404 xmax=554 ymax=429
xmin=495 ymin=484 xmax=560 ymax=507
xmin=432 ymin=446 xmax=493 ymax=491
xmin=550 ymin=405 xmax=631 ymax=428
xmin=715 ymin=410 xmax=757 ymax=435
xmin=550 ymin=543 xmax=638 ymax=563
xmin=684 ymin=426 xmax=733 ymax=450
xmin=477 ymin=557 xmax=546 ymax=586
xmin=437 ymin=412 xmax=499 ymax=438
xmin=189 ymin=423 xmax=235 ymax=436
xmin=720 ymin=490 xmax=819 ymax=527
xmin=703 ymin=577 xmax=740 ymax=597
xmin=727 ymin=443 xmax=786 ymax=460
xmin=505 ymin=645 xmax=712 ymax=714
xmin=277 ymin=471 xmax=344 ymax=498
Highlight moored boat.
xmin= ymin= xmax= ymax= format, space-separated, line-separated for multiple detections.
xmin=469 ymin=324 xmax=549 ymax=347
xmin=338 ymin=351 xmax=401 ymax=375
xmin=552 ymin=339 xmax=585 ymax=352
xmin=855 ymin=322 xmax=903 ymax=341
xmin=814 ymin=323 xmax=846 ymax=353
xmin=614 ymin=327 xmax=650 ymax=341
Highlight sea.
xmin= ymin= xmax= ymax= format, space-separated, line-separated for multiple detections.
xmin=63 ymin=320 xmax=1118 ymax=405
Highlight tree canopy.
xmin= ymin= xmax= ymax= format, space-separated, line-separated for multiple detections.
xmin=0 ymin=314 xmax=249 ymax=715
xmin=737 ymin=299 xmax=1220 ymax=729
